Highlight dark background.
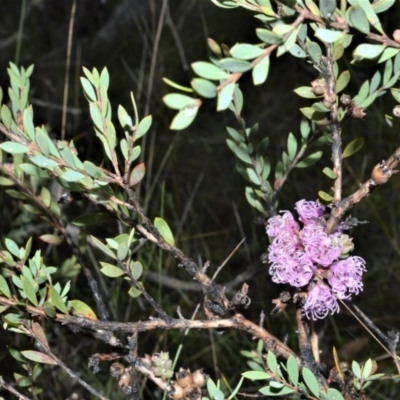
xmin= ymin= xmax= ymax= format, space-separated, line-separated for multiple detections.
xmin=1 ymin=0 xmax=400 ymax=398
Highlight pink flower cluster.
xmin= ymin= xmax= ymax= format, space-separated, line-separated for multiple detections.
xmin=266 ymin=200 xmax=366 ymax=320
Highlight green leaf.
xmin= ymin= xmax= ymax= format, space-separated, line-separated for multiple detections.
xmin=21 ymin=350 xmax=57 ymax=365
xmin=0 ymin=274 xmax=11 ymax=298
xmin=352 ymin=360 xmax=362 ymax=378
xmin=71 ymin=213 xmax=107 ymax=226
xmin=30 ymin=156 xmax=58 ymax=169
xmin=391 ymin=88 xmax=400 ymax=103
xmin=252 ymin=56 xmax=270 ymax=85
xmin=217 ymin=82 xmax=235 ymax=111
xmin=23 ymin=109 xmax=35 ymax=140
xmin=242 ymin=371 xmax=271 ymax=380
xmin=40 ymin=186 xmax=51 ymax=207
xmin=39 ymin=234 xmax=64 ymax=245
xmin=100 ymin=68 xmax=110 ymax=91
xmin=266 ymin=351 xmax=277 ymax=373
xmin=170 ymin=105 xmax=199 ymax=130
xmin=219 ymin=58 xmax=251 ymax=72
xmin=128 ymin=286 xmax=142 ymax=298
xmin=35 ymin=128 xmax=51 ymax=156
xmin=342 ymin=138 xmax=364 ymax=158
xmin=357 ymin=0 xmax=383 ymax=33
xmin=0 ymin=177 xmax=15 ymax=186
xmin=191 ymin=78 xmax=217 ymax=98
xmin=315 ymin=29 xmax=343 ymax=43
xmin=154 ymin=217 xmax=175 ymax=245
xmin=21 ymin=276 xmax=38 ymax=306
xmin=129 ymin=162 xmax=145 ymax=186
xmin=320 ymin=0 xmax=336 ymax=19
xmin=287 ymin=132 xmax=297 ymax=160
xmin=100 ymin=262 xmax=124 ymax=277
xmin=0 ymin=142 xmax=28 ymax=154
xmin=136 ymin=115 xmax=152 ymax=139
xmin=306 ymin=40 xmax=323 ymax=63
xmin=287 ymin=355 xmax=299 ymax=386
xmin=353 ymin=44 xmax=384 ymax=60
xmin=49 ymin=287 xmax=68 ymax=314
xmin=5 ymin=238 xmax=20 ymax=259
xmin=163 ymin=93 xmax=197 ymax=110
xmin=130 ymin=261 xmax=143 ymax=280
xmin=303 ymin=367 xmax=320 ymax=397
xmin=80 ymin=77 xmax=97 ymax=101
xmin=70 ymin=300 xmax=97 ymax=320
xmin=31 ymin=321 xmax=49 ymax=348
xmin=230 ymin=43 xmax=264 ymax=60
xmin=256 ymin=28 xmax=281 ymax=44
xmin=348 ymin=6 xmax=370 ymax=33
xmin=1 ymin=104 xmax=13 ymax=129
xmin=89 ymin=102 xmax=104 ymax=132
xmin=323 ymin=167 xmax=337 ymax=179
xmin=318 ymin=190 xmax=334 ymax=201
xmin=336 ymin=70 xmax=351 ymax=93
xmin=362 ymin=358 xmax=373 ymax=378
xmin=61 ymin=170 xmax=85 ymax=182
xmin=371 ymin=71 xmax=382 ymax=94
xmin=372 ymin=0 xmax=395 ymax=13
xmin=359 ymin=91 xmax=377 ymax=108
xmin=327 ymin=388 xmax=345 ymax=400
xmin=191 ymin=61 xmax=229 ymax=80
xmin=295 ymin=151 xmax=323 ymax=168
xmin=259 ymin=386 xmax=295 ymax=396
xmin=293 ymin=86 xmax=319 ymax=99
xmin=90 ymin=236 xmax=117 ymax=259
xmin=226 ymin=140 xmax=252 ymax=164
xmin=246 ymin=168 xmax=261 ymax=185
xmin=226 ymin=126 xmax=242 ymax=142
xmin=43 ymin=302 xmax=56 ymax=318
xmin=162 ymin=77 xmax=193 ymax=93
xmin=117 ymin=242 xmax=129 ymax=260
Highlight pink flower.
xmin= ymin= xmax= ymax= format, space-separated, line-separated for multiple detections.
xmin=266 ymin=211 xmax=300 ymax=239
xmin=265 ymin=200 xmax=366 ymax=320
xmin=295 ymin=199 xmax=325 ymax=225
xmin=303 ymin=283 xmax=340 ymax=320
xmin=269 ymin=251 xmax=315 ymax=287
xmin=300 ymin=224 xmax=342 ymax=267
xmin=328 ymin=257 xmax=366 ymax=299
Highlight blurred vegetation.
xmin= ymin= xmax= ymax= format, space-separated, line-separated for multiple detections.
xmin=1 ymin=0 xmax=400 ymax=399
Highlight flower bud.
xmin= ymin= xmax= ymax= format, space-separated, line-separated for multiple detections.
xmin=393 ymin=105 xmax=400 ymax=118
xmin=340 ymin=93 xmax=351 ymax=106
xmin=110 ymin=362 xmax=125 ymax=380
xmin=175 ymin=368 xmax=193 ymax=388
xmin=191 ymin=369 xmax=208 ymax=388
xmin=183 ymin=384 xmax=202 ymax=400
xmin=393 ymin=29 xmax=400 ymax=44
xmin=118 ymin=372 xmax=132 ymax=394
xmin=168 ymin=382 xmax=185 ymax=400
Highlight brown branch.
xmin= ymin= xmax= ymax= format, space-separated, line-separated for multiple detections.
xmin=322 ymin=47 xmax=343 ymax=204
xmin=26 ymin=325 xmax=110 ymax=400
xmin=0 ymin=376 xmax=32 ymax=400
xmin=0 ymin=295 xmax=298 ymax=362
xmin=326 ymin=146 xmax=400 ymax=233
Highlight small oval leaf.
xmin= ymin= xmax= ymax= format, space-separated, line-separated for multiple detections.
xmin=342 ymin=138 xmax=364 ymax=158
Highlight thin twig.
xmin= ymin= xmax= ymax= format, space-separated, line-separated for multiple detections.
xmin=0 ymin=376 xmax=32 ymax=400
xmin=61 ymin=0 xmax=76 ymax=141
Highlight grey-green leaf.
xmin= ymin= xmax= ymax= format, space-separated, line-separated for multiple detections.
xmin=191 ymin=61 xmax=229 ymax=80
xmin=342 ymin=138 xmax=364 ymax=158
xmin=302 ymin=367 xmax=320 ymax=397
xmin=0 ymin=142 xmax=28 ymax=154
